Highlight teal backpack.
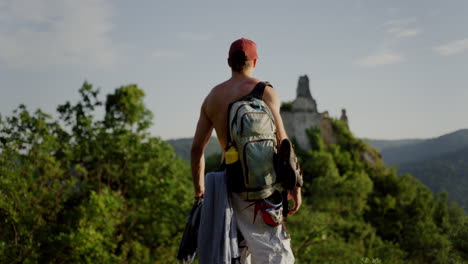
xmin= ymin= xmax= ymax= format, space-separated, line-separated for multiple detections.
xmin=226 ymin=82 xmax=278 ymax=200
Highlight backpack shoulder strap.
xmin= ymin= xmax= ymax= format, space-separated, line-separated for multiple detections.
xmin=248 ymin=82 xmax=266 ymax=100
xmin=243 ymin=81 xmax=273 ymax=100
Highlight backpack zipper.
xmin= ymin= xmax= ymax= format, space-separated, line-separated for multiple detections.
xmin=230 ymin=103 xmax=248 ymax=135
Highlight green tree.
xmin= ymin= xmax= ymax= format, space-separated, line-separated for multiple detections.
xmin=0 ymin=82 xmax=192 ymax=263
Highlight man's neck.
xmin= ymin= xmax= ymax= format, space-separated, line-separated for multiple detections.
xmin=231 ymin=69 xmax=254 ymax=79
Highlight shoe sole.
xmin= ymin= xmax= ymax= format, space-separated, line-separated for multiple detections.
xmin=279 ymin=139 xmax=297 ymax=190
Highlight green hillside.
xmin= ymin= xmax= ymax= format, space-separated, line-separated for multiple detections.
xmin=1 ymin=83 xmax=467 ymax=263
xmin=289 ymin=123 xmax=468 ymax=263
xmin=398 ymin=146 xmax=468 ymax=210
xmin=366 ymin=130 xmax=468 ymax=210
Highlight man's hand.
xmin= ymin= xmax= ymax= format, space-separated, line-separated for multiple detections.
xmin=287 ymin=186 xmax=302 ymax=215
xmin=194 ymin=188 xmax=205 ymax=200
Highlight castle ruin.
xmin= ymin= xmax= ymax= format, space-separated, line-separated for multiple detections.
xmin=280 ymin=75 xmax=348 ymax=150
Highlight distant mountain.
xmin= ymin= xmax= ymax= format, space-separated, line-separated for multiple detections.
xmin=377 ymin=129 xmax=468 ymax=166
xmin=169 ymin=130 xmax=468 ymax=209
xmin=364 ymin=138 xmax=424 ymax=152
xmin=167 ymin=137 xmax=221 ymax=160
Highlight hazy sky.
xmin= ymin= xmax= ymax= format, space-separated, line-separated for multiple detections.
xmin=1 ymin=0 xmax=467 ymax=140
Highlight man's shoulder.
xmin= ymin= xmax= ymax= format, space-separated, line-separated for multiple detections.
xmin=211 ymin=80 xmax=230 ymax=93
xmin=204 ymin=78 xmax=266 ymax=105
xmin=202 ymin=81 xmax=228 ymax=109
xmin=204 ymin=82 xmax=228 ymax=105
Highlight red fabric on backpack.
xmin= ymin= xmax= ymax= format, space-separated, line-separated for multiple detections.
xmin=253 ymin=191 xmax=283 ymax=226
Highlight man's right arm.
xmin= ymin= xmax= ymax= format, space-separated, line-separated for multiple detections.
xmin=262 ymin=84 xmax=288 ymax=142
xmin=191 ymin=102 xmax=213 ymax=200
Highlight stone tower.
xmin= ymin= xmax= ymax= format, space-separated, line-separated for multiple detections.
xmin=340 ymin=109 xmax=348 ymax=124
xmin=292 ymin=75 xmax=318 ymax=112
xmin=280 ymin=75 xmax=349 ymax=150
xmin=280 ymin=75 xmax=323 ymax=149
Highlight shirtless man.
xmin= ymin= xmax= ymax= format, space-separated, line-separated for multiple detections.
xmin=191 ymin=38 xmax=301 ymax=263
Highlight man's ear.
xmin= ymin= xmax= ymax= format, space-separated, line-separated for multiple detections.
xmin=253 ymin=59 xmax=257 ymax=68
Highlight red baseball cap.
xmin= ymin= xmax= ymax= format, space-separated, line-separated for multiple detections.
xmin=228 ymin=38 xmax=258 ymax=62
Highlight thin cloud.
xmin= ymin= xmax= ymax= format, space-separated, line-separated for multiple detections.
xmin=177 ymin=32 xmax=213 ymax=41
xmin=385 ymin=18 xmax=421 ymax=39
xmin=356 ymin=17 xmax=420 ymax=67
xmin=387 ymin=28 xmax=421 ymax=38
xmin=433 ymin=38 xmax=468 ymax=55
xmin=0 ymin=0 xmax=119 ymax=70
xmin=384 ymin=18 xmax=416 ymax=27
xmin=355 ymin=51 xmax=405 ymax=67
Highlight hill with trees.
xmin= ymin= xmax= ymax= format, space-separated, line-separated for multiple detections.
xmin=366 ymin=130 xmax=468 ymax=210
xmin=1 ymin=83 xmax=467 ymax=263
xmin=286 ymin=123 xmax=468 ymax=263
xmin=397 ymin=146 xmax=468 ymax=211
xmin=167 ymin=137 xmax=220 ymax=161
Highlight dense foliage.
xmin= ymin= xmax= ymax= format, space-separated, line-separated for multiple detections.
xmin=280 ymin=101 xmax=294 ymax=111
xmin=1 ymin=83 xmax=467 ymax=263
xmin=288 ymin=122 xmax=468 ymax=263
xmin=0 ymin=83 xmax=192 ymax=263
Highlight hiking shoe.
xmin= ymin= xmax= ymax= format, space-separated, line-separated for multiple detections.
xmin=278 ymin=139 xmax=303 ymax=190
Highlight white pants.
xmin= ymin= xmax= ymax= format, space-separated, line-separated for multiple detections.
xmin=231 ymin=193 xmax=295 ymax=264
